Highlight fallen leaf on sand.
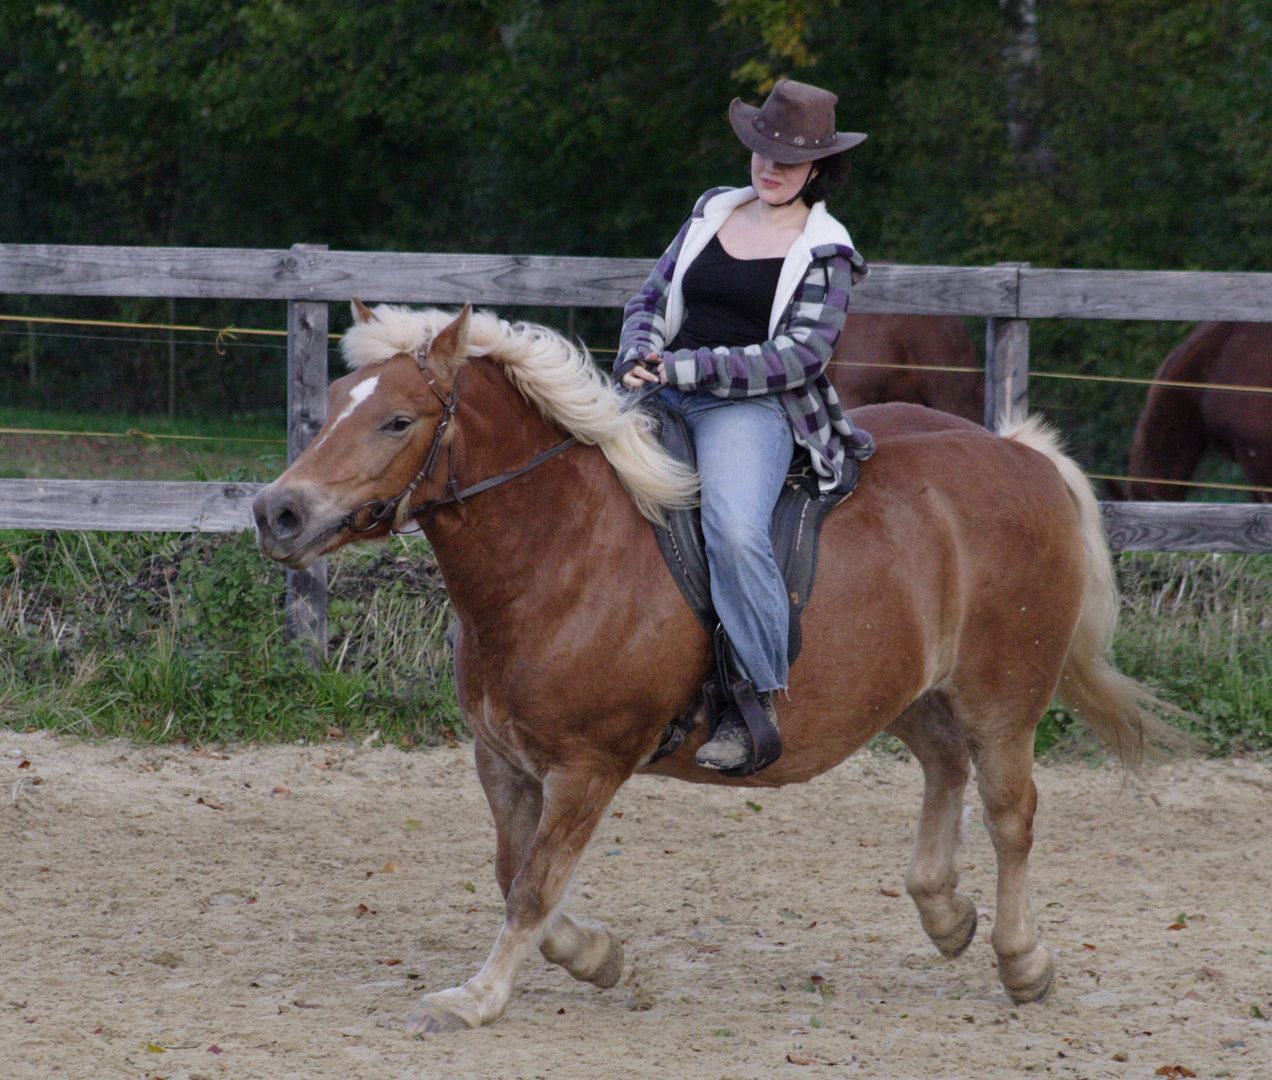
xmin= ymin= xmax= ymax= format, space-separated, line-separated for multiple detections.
xmin=1155 ymin=1068 xmax=1196 ymax=1078
xmin=377 ymin=958 xmax=402 ymax=966
xmin=382 ymin=861 xmax=400 ymax=873
xmin=880 ymin=886 xmax=901 ymax=897
xmin=271 ymin=787 xmax=291 ymax=796
xmin=787 ymin=1052 xmax=816 ymax=1065
xmin=195 ymin=797 xmax=227 ymax=811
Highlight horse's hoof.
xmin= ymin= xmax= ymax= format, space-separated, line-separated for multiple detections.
xmin=406 ymin=990 xmax=482 ymax=1035
xmin=587 ymin=931 xmax=624 ymax=989
xmin=932 ymin=898 xmax=978 ymax=959
xmin=1001 ymin=946 xmax=1055 ymax=1004
xmin=405 ymin=1007 xmax=471 ymax=1035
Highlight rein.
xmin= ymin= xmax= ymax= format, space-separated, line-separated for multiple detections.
xmin=340 ymin=356 xmax=578 ymax=536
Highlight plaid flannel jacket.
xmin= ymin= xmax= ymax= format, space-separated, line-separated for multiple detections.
xmin=617 ymin=187 xmax=875 ymax=490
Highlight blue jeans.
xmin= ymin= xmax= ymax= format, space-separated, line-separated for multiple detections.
xmin=657 ymin=387 xmax=794 ymax=692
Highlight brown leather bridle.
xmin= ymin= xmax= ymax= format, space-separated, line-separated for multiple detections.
xmin=339 ymin=356 xmax=577 ymax=535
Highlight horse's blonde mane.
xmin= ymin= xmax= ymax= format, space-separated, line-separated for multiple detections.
xmin=341 ymin=305 xmax=697 ymax=525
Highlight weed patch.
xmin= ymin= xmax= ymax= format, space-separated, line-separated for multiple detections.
xmin=0 ymin=529 xmax=458 ymax=746
xmin=2 ymin=535 xmax=1268 ymax=757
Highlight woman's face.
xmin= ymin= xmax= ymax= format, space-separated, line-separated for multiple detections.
xmin=751 ymin=153 xmax=815 ymax=206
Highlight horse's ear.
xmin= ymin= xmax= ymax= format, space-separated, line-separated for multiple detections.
xmin=426 ymin=304 xmax=473 ymax=377
xmin=351 ymin=297 xmax=377 ymax=324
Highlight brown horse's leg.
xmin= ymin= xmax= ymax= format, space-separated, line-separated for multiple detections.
xmin=970 ymin=728 xmax=1054 ymax=1003
xmin=408 ymin=757 xmax=628 ymax=1033
xmin=470 ymin=739 xmax=624 ymax=989
xmin=888 ymin=693 xmax=977 ymax=959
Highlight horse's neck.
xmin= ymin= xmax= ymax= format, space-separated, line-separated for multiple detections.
xmin=423 ymin=358 xmax=642 ymax=622
xmin=1162 ymin=322 xmax=1232 ymax=382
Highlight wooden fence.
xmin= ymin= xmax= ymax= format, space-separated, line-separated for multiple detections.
xmin=2 ymin=244 xmax=1271 ymax=656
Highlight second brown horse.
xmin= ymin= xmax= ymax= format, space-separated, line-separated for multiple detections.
xmin=1118 ymin=322 xmax=1272 ymax=501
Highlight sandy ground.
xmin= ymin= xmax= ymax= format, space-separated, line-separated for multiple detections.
xmin=2 ymin=729 xmax=1270 ymax=1080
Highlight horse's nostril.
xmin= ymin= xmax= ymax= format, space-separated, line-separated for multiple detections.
xmin=274 ymin=506 xmax=303 ymax=539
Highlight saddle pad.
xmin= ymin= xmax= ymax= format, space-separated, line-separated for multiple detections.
xmin=649 ymin=402 xmax=859 ymax=666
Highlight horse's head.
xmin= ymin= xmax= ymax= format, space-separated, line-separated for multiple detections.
xmin=253 ymin=302 xmax=473 ymax=569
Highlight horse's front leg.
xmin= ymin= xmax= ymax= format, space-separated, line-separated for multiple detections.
xmin=408 ymin=752 xmax=628 ymax=1033
xmin=473 ymin=739 xmax=624 ymax=987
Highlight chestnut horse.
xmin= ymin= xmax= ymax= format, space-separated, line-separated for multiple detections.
xmin=253 ymin=304 xmax=1177 ymax=1034
xmin=1118 ymin=322 xmax=1272 ymax=501
xmin=828 ymin=313 xmax=983 ymax=424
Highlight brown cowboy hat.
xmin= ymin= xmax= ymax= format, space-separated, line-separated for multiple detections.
xmin=729 ymin=79 xmax=867 ymax=164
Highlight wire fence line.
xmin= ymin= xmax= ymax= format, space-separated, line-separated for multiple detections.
xmin=4 ymin=311 xmax=1271 ymax=395
xmin=0 ymin=426 xmax=285 ymax=445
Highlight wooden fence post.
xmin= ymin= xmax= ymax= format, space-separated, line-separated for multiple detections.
xmin=286 ymin=243 xmax=329 ymax=663
xmin=985 ymin=262 xmax=1030 ymax=432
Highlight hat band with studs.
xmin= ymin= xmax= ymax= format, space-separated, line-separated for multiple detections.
xmin=754 ymin=118 xmax=837 ymax=149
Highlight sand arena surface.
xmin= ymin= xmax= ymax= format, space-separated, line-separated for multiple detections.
xmin=2 ymin=729 xmax=1270 ymax=1079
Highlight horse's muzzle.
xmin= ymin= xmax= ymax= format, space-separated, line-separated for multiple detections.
xmin=253 ymin=482 xmax=327 ymax=568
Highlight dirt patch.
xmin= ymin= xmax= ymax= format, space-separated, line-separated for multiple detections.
xmin=0 ymin=432 xmax=277 ymax=482
xmin=2 ymin=730 xmax=1270 ymax=1079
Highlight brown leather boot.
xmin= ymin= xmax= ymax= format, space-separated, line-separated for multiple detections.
xmin=695 ymin=691 xmax=778 ymax=771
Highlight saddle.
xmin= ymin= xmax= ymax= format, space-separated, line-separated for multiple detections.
xmin=645 ymin=400 xmax=859 ymax=775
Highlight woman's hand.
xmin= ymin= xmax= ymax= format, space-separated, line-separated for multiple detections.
xmin=621 ymin=354 xmax=668 ymax=390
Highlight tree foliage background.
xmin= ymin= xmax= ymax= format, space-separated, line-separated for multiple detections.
xmin=2 ymin=0 xmax=1270 ymax=472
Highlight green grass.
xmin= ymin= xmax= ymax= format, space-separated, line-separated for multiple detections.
xmin=2 ymin=526 xmax=1270 ymax=757
xmin=0 ymin=529 xmax=459 ymax=747
xmin=0 ymin=407 xmax=286 ymax=482
xmin=1035 ymin=552 xmax=1272 ymax=757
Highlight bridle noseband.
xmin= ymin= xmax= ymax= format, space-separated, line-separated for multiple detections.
xmin=340 ymin=354 xmax=577 ymax=535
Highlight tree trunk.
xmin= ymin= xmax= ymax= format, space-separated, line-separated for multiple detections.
xmin=1001 ymin=0 xmax=1055 ymax=176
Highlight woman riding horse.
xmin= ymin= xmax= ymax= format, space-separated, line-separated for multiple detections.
xmin=616 ymin=79 xmax=875 ymax=773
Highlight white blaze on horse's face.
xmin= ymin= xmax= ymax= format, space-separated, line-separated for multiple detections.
xmin=308 ymin=373 xmax=380 ymax=453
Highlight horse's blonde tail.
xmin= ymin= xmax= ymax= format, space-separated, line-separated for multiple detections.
xmin=1003 ymin=418 xmax=1194 ymax=767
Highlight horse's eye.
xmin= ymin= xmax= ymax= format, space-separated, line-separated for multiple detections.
xmin=383 ymin=416 xmax=413 ymax=434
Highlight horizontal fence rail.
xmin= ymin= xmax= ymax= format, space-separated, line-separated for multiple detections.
xmin=7 ymin=244 xmax=1272 ymax=319
xmin=0 ymin=479 xmax=261 ymax=532
xmin=4 ymin=480 xmax=1271 ymax=555
xmin=4 ymin=242 xmax=1272 ymax=655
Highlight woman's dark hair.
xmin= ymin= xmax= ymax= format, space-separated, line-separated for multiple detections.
xmin=801 ymin=150 xmax=850 ymax=207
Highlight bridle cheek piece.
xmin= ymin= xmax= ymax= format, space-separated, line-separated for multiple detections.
xmin=340 ymin=355 xmax=576 ymax=536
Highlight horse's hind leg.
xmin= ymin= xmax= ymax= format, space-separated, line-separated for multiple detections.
xmin=888 ymin=693 xmax=978 ymax=959
xmin=469 ymin=739 xmax=623 ymax=989
xmin=408 ymin=744 xmax=627 ymax=1033
xmin=968 ymin=721 xmax=1054 ymax=1003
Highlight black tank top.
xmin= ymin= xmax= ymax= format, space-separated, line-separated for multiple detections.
xmin=667 ymin=234 xmax=784 ymax=352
